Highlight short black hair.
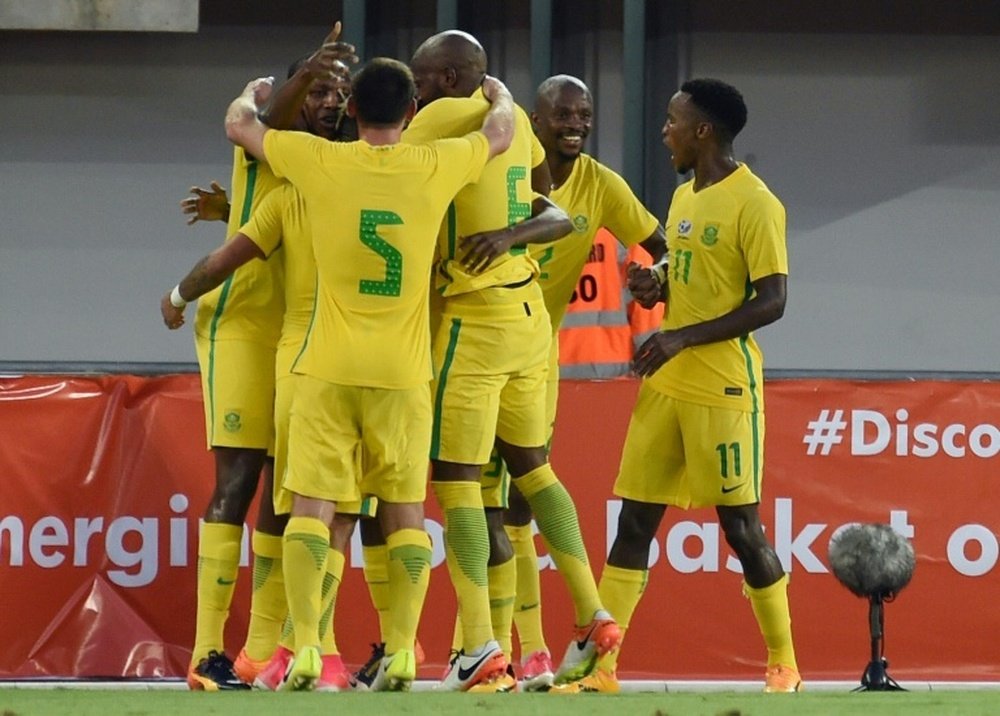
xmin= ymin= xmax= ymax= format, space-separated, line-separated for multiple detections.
xmin=287 ymin=54 xmax=310 ymax=79
xmin=350 ymin=57 xmax=416 ymax=126
xmin=680 ymin=78 xmax=747 ymax=142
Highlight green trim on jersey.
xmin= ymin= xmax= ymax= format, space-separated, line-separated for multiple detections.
xmin=431 ymin=317 xmax=462 ymax=459
xmin=739 ymin=334 xmax=762 ymax=499
xmin=291 ymin=271 xmax=320 ymax=374
xmin=446 ymin=202 xmax=457 ymax=259
xmin=739 ymin=276 xmax=762 ymax=498
xmin=206 ymin=161 xmax=258 ymax=443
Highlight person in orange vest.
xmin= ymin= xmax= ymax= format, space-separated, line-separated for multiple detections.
xmin=557 ymin=228 xmax=665 ymax=379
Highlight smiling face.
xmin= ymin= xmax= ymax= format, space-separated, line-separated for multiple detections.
xmin=661 ymin=91 xmax=705 ymax=174
xmin=302 ymin=75 xmax=350 ymax=140
xmin=532 ymin=82 xmax=593 ymax=162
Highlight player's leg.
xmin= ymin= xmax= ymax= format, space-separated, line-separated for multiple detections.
xmin=313 ymin=510 xmax=362 ymax=691
xmin=362 ymin=383 xmax=434 ymax=692
xmin=429 ymin=313 xmax=509 ymax=691
xmin=704 ymin=404 xmax=799 ymax=692
xmin=190 ymin=447 xmax=265 ymax=691
xmin=279 ymin=376 xmax=360 ymax=691
xmin=352 ymin=515 xmax=389 ymax=689
xmin=505 ymin=337 xmax=559 ymax=688
xmin=234 ymin=459 xmax=290 ymax=684
xmin=551 ymin=384 xmax=682 ymax=694
xmin=495 ymin=302 xmax=620 ymax=685
xmin=189 ymin=337 xmax=275 ymax=690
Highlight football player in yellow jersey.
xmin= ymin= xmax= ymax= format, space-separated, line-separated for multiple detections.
xmin=555 ymin=79 xmax=800 ymax=695
xmin=166 ymin=29 xmax=361 ymax=691
xmin=403 ymin=31 xmax=622 ymax=693
xmin=223 ymin=55 xmax=515 ymax=692
xmin=475 ymin=74 xmax=667 ymax=690
xmin=165 ymin=36 xmax=379 ymax=692
xmin=168 ymin=68 xmax=285 ymax=692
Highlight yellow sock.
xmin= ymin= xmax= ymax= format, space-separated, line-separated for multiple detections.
xmin=449 ymin=612 xmax=462 ymax=654
xmin=319 ymin=548 xmax=346 ymax=655
xmin=362 ymin=544 xmax=390 ymax=643
xmin=488 ymin=557 xmax=517 ymax=659
xmin=745 ymin=574 xmax=798 ymax=669
xmin=278 ymin=615 xmax=294 ymax=652
xmin=595 ymin=564 xmax=648 ymax=671
xmin=385 ymin=527 xmax=432 ymax=655
xmin=243 ymin=530 xmax=286 ymax=661
xmin=514 ymin=464 xmax=601 ymax=625
xmin=282 ymin=516 xmax=329 ymax=651
xmin=505 ymin=523 xmax=547 ymax=657
xmin=432 ymin=481 xmax=492 ymax=650
xmin=192 ymin=522 xmax=242 ymax=664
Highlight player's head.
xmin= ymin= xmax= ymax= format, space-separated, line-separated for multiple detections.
xmin=409 ymin=30 xmax=487 ymax=109
xmin=532 ymin=74 xmax=593 ymax=162
xmin=346 ymin=57 xmax=417 ymax=128
xmin=286 ymin=55 xmax=355 ymax=141
xmin=661 ymin=78 xmax=746 ymax=174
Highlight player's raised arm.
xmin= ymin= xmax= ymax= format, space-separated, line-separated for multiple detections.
xmin=478 ymin=75 xmax=515 ymax=159
xmin=259 ymin=21 xmax=358 ymax=130
xmin=224 ymin=76 xmax=274 ymax=160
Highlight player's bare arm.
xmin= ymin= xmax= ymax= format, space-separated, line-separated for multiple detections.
xmin=626 ymin=226 xmax=669 ymax=308
xmin=631 ymin=272 xmax=786 ymax=377
xmin=160 ymin=235 xmax=266 ymax=330
xmin=224 ymin=76 xmax=275 ymax=160
xmin=458 ymin=196 xmax=572 ymax=274
xmin=180 ymin=181 xmax=230 ymax=225
xmin=479 ymin=75 xmax=515 ymax=159
xmin=259 ymin=21 xmax=357 ymax=130
xmin=531 ymin=160 xmax=553 ymax=197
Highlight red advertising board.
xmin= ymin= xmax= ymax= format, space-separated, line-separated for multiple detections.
xmin=1 ymin=374 xmax=997 ymax=682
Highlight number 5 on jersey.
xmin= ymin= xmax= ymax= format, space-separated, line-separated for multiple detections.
xmin=359 ymin=209 xmax=403 ymax=297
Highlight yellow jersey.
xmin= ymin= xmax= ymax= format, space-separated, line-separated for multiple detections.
xmin=238 ymin=182 xmax=314 ymax=377
xmin=193 ymin=145 xmax=285 ymax=346
xmin=403 ymin=89 xmax=544 ymax=296
xmin=262 ymin=129 xmax=491 ymax=388
xmin=646 ymin=163 xmax=788 ymax=412
xmin=532 ymin=153 xmax=660 ymax=330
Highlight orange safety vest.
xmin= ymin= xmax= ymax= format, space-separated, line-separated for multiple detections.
xmin=557 ymin=227 xmax=664 ymax=379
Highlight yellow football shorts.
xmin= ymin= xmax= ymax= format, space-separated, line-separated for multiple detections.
xmin=479 ymin=329 xmax=560 ymax=508
xmin=284 ymin=374 xmax=430 ymax=505
xmin=431 ymin=283 xmax=551 ymax=469
xmin=614 ymin=382 xmax=765 ymax=509
xmin=194 ymin=335 xmax=275 ymax=450
xmin=272 ymin=370 xmax=377 ymax=517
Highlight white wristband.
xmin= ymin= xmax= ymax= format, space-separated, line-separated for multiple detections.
xmin=650 ymin=259 xmax=669 ymax=286
xmin=169 ymin=285 xmax=187 ymax=309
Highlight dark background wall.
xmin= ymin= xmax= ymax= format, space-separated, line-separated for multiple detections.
xmin=1 ymin=0 xmax=997 ymax=371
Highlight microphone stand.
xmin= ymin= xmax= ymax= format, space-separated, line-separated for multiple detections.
xmin=854 ymin=592 xmax=905 ymax=691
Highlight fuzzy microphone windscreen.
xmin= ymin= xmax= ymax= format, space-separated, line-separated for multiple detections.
xmin=828 ymin=523 xmax=916 ymax=598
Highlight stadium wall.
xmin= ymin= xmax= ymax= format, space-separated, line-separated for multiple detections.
xmin=1 ymin=373 xmax=997 ymax=682
xmin=1 ymin=17 xmax=998 ymax=371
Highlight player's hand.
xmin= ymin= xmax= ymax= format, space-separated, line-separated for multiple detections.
xmin=481 ymin=75 xmax=511 ymax=104
xmin=458 ymin=228 xmax=514 ymax=274
xmin=631 ymin=329 xmax=686 ymax=377
xmin=161 ymin=293 xmax=186 ymax=330
xmin=626 ymin=261 xmax=664 ymax=309
xmin=302 ymin=21 xmax=358 ymax=81
xmin=181 ymin=181 xmax=230 ymax=225
xmin=241 ymin=76 xmax=275 ymax=108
